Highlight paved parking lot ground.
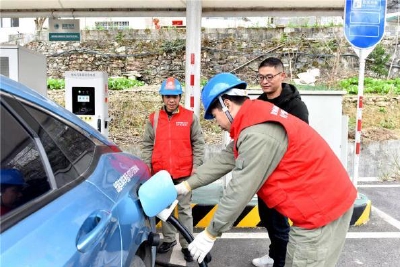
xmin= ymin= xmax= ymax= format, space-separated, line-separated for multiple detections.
xmin=156 ymin=179 xmax=400 ymax=267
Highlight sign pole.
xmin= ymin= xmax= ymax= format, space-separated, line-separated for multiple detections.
xmin=352 ymin=48 xmax=370 ymax=188
xmin=344 ymin=0 xmax=387 ymax=186
xmin=343 ymin=0 xmax=387 ymax=225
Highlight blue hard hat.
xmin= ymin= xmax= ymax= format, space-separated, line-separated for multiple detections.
xmin=0 ymin=169 xmax=25 ymax=186
xmin=201 ymin=73 xmax=247 ymax=120
xmin=159 ymin=77 xmax=183 ymax=95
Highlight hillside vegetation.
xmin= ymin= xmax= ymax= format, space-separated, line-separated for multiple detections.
xmin=47 ymin=83 xmax=400 ymax=150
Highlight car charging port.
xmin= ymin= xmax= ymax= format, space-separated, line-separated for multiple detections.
xmin=138 ymin=171 xmax=211 ymax=267
xmin=148 ymin=232 xmax=161 ymax=247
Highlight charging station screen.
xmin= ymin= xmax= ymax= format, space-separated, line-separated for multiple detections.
xmin=72 ymin=87 xmax=95 ymax=115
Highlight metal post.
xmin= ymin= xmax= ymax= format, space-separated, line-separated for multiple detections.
xmin=352 ymin=47 xmax=373 ymax=188
xmin=185 ymin=0 xmax=202 ymax=117
xmin=352 ymin=48 xmax=365 ymax=188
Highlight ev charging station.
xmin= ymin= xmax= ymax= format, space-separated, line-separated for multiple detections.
xmin=0 ymin=45 xmax=47 ymax=96
xmin=65 ymin=71 xmax=110 ymax=138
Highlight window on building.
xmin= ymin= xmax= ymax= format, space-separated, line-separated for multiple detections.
xmin=0 ymin=57 xmax=10 ymax=77
xmin=95 ymin=21 xmax=129 ymax=30
xmin=11 ymin=18 xmax=19 ymax=27
xmin=0 ymin=18 xmax=20 ymax=28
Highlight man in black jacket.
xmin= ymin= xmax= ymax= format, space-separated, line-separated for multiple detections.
xmin=252 ymin=57 xmax=309 ymax=267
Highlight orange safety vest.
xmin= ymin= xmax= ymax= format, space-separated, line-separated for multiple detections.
xmin=150 ymin=106 xmax=193 ymax=179
xmin=231 ymin=100 xmax=357 ymax=229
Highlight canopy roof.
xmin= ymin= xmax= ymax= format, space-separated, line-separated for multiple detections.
xmin=0 ymin=0 xmax=346 ymax=17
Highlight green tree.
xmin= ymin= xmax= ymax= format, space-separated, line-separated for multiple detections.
xmin=367 ymin=44 xmax=390 ymax=78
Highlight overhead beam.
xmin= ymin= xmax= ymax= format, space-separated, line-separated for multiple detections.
xmin=202 ymin=8 xmax=344 ymax=17
xmin=0 ymin=7 xmax=344 ymax=18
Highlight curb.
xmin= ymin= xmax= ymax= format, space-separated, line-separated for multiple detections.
xmin=350 ymin=192 xmax=372 ymax=226
xmin=156 ymin=204 xmax=263 ymax=228
xmin=156 ymin=194 xmax=372 ymax=228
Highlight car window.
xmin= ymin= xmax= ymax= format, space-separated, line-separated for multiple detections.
xmin=23 ymin=104 xmax=98 ymax=187
xmin=1 ymin=93 xmax=97 ymax=188
xmin=1 ymin=102 xmax=51 ymax=218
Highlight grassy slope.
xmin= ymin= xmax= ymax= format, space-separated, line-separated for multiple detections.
xmin=47 ymin=88 xmax=400 ymax=149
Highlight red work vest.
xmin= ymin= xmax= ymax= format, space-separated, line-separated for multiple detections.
xmin=150 ymin=106 xmax=193 ymax=179
xmin=231 ymin=100 xmax=357 ymax=229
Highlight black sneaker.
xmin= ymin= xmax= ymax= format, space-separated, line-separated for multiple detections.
xmin=181 ymin=248 xmax=194 ymax=262
xmin=157 ymin=241 xmax=177 ymax=253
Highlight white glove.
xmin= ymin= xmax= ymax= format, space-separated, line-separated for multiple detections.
xmin=175 ymin=181 xmax=191 ymax=196
xmin=188 ymin=230 xmax=216 ymax=263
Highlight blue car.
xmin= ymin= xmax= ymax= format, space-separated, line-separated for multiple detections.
xmin=0 ymin=76 xmax=157 ymax=267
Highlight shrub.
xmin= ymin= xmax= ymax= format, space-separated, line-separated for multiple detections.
xmin=108 ymin=78 xmax=145 ymax=90
xmin=47 ymin=79 xmax=65 ymax=90
xmin=367 ymin=44 xmax=391 ymax=78
xmin=47 ymin=78 xmax=145 ymax=90
xmin=339 ymin=77 xmax=400 ymax=95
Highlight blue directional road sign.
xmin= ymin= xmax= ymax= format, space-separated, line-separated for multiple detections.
xmin=344 ymin=0 xmax=387 ymax=49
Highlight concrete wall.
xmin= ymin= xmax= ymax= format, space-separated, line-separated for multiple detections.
xmin=124 ymin=139 xmax=400 ymax=179
xmin=11 ymin=27 xmax=400 ymax=83
xmin=347 ymin=140 xmax=400 ymax=179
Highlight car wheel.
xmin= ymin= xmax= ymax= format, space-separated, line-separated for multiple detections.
xmin=129 ymin=255 xmax=146 ymax=267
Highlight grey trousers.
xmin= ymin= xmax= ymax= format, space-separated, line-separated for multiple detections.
xmin=285 ymin=206 xmax=353 ymax=267
xmin=161 ymin=180 xmax=193 ymax=249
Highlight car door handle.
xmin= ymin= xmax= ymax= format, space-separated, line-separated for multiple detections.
xmin=76 ymin=210 xmax=112 ymax=252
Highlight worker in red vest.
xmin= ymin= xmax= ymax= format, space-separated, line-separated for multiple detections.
xmin=142 ymin=77 xmax=205 ymax=262
xmin=253 ymin=57 xmax=309 ymax=267
xmin=175 ymin=73 xmax=356 ymax=266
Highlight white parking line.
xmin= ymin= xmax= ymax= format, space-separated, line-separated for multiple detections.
xmin=197 ymin=181 xmax=400 ymax=240
xmin=358 ymin=177 xmax=380 ymax=182
xmin=219 ymin=205 xmax=400 ymax=240
xmin=346 ymin=232 xmax=400 ymax=238
xmin=372 ymin=206 xmax=400 ymax=230
xmin=170 ymin=242 xmax=187 ymax=265
xmin=221 ymin=232 xmax=269 ymax=239
xmin=358 ymin=185 xmax=400 ymax=188
xmin=219 ymin=232 xmax=400 ymax=239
